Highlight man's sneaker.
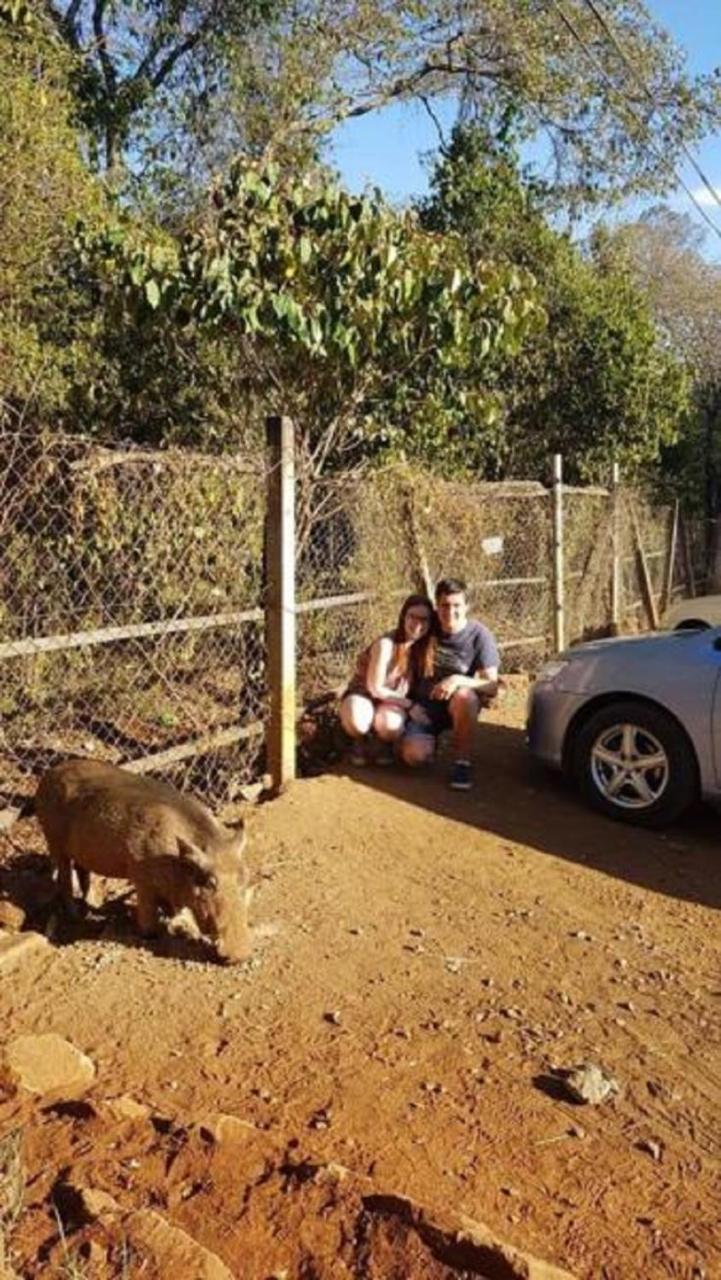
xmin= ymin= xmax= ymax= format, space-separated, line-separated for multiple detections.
xmin=348 ymin=741 xmax=368 ymax=767
xmin=449 ymin=760 xmax=472 ymax=791
xmin=375 ymin=743 xmax=395 ymax=767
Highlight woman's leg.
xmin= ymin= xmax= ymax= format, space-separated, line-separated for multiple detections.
xmin=340 ymin=693 xmax=374 ymax=738
xmin=373 ymin=702 xmax=406 ymax=742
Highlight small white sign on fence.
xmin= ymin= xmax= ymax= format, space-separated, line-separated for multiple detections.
xmin=482 ymin=535 xmax=504 ymax=556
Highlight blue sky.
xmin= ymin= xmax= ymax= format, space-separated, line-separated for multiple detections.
xmin=329 ymin=1 xmax=721 ymax=248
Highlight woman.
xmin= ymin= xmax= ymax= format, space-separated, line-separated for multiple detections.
xmin=340 ymin=594 xmax=435 ymax=765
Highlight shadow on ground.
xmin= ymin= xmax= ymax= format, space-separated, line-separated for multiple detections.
xmin=0 ymin=851 xmax=222 ymax=965
xmin=347 ymin=721 xmax=721 ymax=912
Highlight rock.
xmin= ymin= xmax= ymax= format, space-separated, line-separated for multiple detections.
xmin=364 ymin=1193 xmax=577 ymax=1279
xmin=72 ymin=1186 xmax=123 ymax=1219
xmin=123 ymin=1209 xmax=233 ymax=1280
xmin=560 ymin=1063 xmax=619 ymax=1106
xmin=636 ymin=1138 xmax=662 ymax=1161
xmin=4 ymin=1033 xmax=95 ymax=1102
xmin=198 ymin=1113 xmax=257 ymax=1145
xmin=309 ymin=1107 xmax=331 ymax=1130
xmin=103 ymin=1095 xmax=152 ymax=1122
xmin=0 ymin=902 xmax=26 ymax=932
xmin=320 ymin=1162 xmax=350 ymax=1183
xmin=323 ymin=1010 xmax=342 ymax=1026
xmin=0 ymin=931 xmax=50 ymax=974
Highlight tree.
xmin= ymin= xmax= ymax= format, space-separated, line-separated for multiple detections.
xmin=418 ymin=126 xmax=689 ymax=481
xmin=0 ymin=11 xmax=106 ymax=418
xmin=228 ymin=0 xmax=721 ymax=208
xmin=600 ymin=207 xmax=721 ymax=576
xmin=0 ymin=0 xmax=279 ymax=186
xmin=9 ymin=0 xmax=721 ymax=211
xmin=82 ymin=158 xmax=541 ymax=497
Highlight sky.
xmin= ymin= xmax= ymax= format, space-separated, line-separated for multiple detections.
xmin=329 ymin=1 xmax=721 ymax=250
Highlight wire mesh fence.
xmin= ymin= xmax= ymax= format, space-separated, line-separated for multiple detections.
xmin=0 ymin=427 xmax=709 ymax=808
xmin=0 ymin=430 xmax=267 ymax=805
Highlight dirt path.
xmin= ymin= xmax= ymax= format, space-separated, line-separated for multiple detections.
xmin=1 ymin=682 xmax=720 ymax=1278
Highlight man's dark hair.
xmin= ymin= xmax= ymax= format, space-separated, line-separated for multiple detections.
xmin=435 ymin=577 xmax=467 ymax=602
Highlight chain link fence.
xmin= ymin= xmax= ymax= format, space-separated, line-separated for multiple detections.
xmin=0 ymin=428 xmax=708 ymax=808
xmin=0 ymin=431 xmax=267 ymax=807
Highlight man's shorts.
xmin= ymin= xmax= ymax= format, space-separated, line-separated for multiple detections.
xmin=404 ymin=699 xmax=453 ymax=739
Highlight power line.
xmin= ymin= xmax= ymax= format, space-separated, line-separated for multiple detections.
xmin=584 ymin=0 xmax=721 ymax=220
xmin=549 ymin=0 xmax=721 ymax=244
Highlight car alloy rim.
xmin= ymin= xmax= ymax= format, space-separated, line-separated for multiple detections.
xmin=590 ymin=723 xmax=669 ymax=810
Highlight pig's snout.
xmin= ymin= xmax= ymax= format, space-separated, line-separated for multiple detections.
xmin=210 ymin=884 xmax=253 ymax=965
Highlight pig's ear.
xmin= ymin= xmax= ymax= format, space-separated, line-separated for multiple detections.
xmin=177 ymin=839 xmax=214 ymax=880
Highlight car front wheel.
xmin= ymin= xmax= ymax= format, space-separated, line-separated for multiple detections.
xmin=572 ymin=700 xmax=697 ymax=826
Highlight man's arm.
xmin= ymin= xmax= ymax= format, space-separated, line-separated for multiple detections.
xmin=430 ymin=667 xmax=499 ymax=700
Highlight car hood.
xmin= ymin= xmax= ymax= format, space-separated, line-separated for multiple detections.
xmin=560 ymin=627 xmax=721 ymax=663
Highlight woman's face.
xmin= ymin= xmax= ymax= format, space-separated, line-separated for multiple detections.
xmin=403 ymin=603 xmax=432 ymax=642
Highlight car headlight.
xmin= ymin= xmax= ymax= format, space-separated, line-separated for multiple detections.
xmin=535 ymin=659 xmax=570 ymax=684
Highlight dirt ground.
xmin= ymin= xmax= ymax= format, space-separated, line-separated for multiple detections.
xmin=1 ymin=678 xmax=720 ymax=1279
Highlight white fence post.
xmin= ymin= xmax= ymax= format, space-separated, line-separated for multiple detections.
xmin=265 ymin=415 xmax=296 ymax=792
xmin=552 ymin=454 xmax=565 ymax=652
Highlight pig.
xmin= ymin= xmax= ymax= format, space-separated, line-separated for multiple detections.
xmin=35 ymin=759 xmax=251 ymax=963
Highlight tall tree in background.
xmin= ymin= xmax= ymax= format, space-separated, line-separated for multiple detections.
xmin=601 ymin=208 xmax=721 ymax=576
xmin=418 ymin=125 xmax=689 ymax=481
xmin=0 ymin=10 xmax=106 ymax=416
xmin=11 ymin=0 xmax=721 ymax=213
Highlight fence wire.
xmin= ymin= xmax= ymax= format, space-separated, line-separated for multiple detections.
xmin=0 ymin=431 xmax=267 ymax=804
xmin=0 ymin=429 xmax=707 ymax=807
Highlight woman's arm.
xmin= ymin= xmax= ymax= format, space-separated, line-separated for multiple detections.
xmin=366 ymin=637 xmax=411 ymax=705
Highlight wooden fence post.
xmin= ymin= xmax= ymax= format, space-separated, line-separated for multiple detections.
xmin=552 ymin=454 xmax=565 ymax=652
xmin=610 ymin=462 xmax=621 ymax=635
xmin=661 ymin=500 xmax=679 ymax=616
xmin=680 ymin=511 xmax=697 ymax=598
xmin=265 ymin=415 xmax=296 ymax=793
xmin=629 ymin=502 xmax=659 ymax=630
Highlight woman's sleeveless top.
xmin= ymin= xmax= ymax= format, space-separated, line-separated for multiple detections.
xmin=346 ymin=633 xmax=409 ymax=699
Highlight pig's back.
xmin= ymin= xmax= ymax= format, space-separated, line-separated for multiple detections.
xmin=36 ymin=759 xmax=224 ymax=876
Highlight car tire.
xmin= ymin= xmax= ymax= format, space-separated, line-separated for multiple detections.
xmin=572 ymin=700 xmax=697 ymax=827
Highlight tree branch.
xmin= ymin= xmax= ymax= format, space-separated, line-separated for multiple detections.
xmin=149 ymin=28 xmax=205 ymax=90
xmin=92 ymin=0 xmax=117 ymax=97
xmin=42 ymin=2 xmax=79 ymax=48
xmin=63 ymin=0 xmax=83 ymax=44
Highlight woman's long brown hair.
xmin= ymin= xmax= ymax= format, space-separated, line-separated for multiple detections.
xmin=391 ymin=594 xmax=436 ymax=684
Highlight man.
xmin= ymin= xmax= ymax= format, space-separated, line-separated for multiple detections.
xmin=399 ymin=577 xmax=499 ymax=791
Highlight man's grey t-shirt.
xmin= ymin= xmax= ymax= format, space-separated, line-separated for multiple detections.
xmin=414 ymin=620 xmax=499 ymax=699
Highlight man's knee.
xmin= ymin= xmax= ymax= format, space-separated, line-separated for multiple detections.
xmin=399 ymin=734 xmax=435 ymax=766
xmin=449 ymin=688 xmax=481 ymax=722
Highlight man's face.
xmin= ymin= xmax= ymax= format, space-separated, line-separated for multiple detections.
xmin=436 ymin=591 xmax=468 ymax=635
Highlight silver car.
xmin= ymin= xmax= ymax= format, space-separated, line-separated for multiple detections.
xmin=527 ymin=627 xmax=721 ymax=826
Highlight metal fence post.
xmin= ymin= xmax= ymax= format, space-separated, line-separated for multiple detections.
xmin=552 ymin=454 xmax=565 ymax=652
xmin=265 ymin=415 xmax=296 ymax=792
xmin=610 ymin=461 xmax=620 ymax=635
